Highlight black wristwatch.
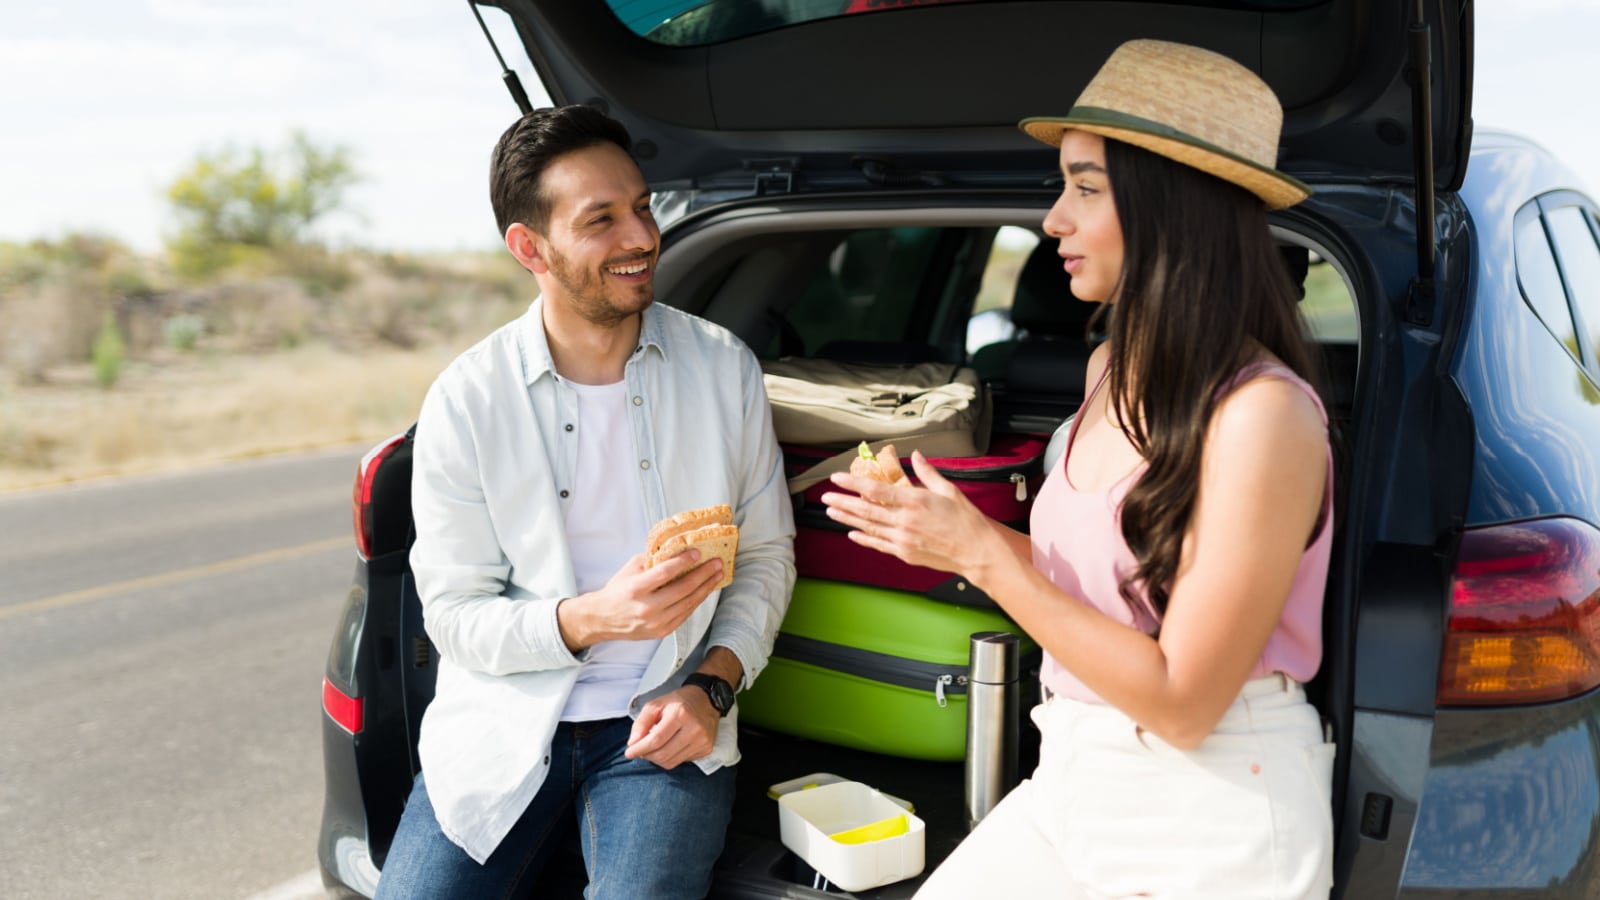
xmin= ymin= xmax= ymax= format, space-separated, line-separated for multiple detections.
xmin=684 ymin=672 xmax=735 ymax=717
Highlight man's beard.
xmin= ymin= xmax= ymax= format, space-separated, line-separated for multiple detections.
xmin=546 ymin=247 xmax=654 ymax=327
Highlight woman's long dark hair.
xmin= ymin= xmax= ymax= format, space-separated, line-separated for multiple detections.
xmin=1100 ymin=139 xmax=1323 ymax=621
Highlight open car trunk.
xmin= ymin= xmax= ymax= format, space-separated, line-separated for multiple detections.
xmin=371 ymin=189 xmax=1365 ymax=896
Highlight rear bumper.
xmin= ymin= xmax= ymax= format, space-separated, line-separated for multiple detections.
xmin=318 ymin=711 xmax=382 ymax=898
xmin=1400 ymin=695 xmax=1600 ymax=895
xmin=317 ymin=560 xmax=422 ymax=898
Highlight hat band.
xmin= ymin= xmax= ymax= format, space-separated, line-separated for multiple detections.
xmin=1063 ymin=106 xmax=1309 ymax=195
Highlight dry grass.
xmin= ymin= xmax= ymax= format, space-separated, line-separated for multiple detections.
xmin=0 ymin=238 xmax=531 ymax=492
xmin=0 ymin=340 xmax=466 ymax=492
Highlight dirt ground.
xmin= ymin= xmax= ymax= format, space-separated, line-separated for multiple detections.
xmin=0 ymin=342 xmax=464 ymax=493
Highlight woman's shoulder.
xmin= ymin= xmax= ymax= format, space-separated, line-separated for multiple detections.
xmin=1228 ymin=354 xmax=1324 ymax=411
xmin=1210 ymin=358 xmax=1328 ymax=455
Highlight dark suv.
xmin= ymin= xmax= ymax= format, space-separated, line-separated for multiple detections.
xmin=319 ymin=1 xmax=1600 ymax=896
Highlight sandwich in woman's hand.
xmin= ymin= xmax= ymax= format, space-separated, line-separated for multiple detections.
xmin=850 ymin=441 xmax=908 ymax=488
xmin=646 ymin=504 xmax=739 ymax=589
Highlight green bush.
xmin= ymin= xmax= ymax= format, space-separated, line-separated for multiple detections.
xmin=164 ymin=132 xmax=361 ymax=279
xmin=163 ymin=314 xmax=205 ymax=351
xmin=92 ymin=311 xmax=126 ymax=388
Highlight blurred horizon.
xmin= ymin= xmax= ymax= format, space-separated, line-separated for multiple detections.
xmin=3 ymin=0 xmax=1596 ymax=257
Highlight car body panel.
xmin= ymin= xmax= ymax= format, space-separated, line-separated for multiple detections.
xmin=1455 ymin=138 xmax=1600 ymax=526
xmin=1386 ymin=133 xmax=1600 ymax=896
xmin=1337 ymin=709 xmax=1433 ymax=896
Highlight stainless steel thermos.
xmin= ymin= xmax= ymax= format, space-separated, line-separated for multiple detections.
xmin=964 ymin=631 xmax=1021 ymax=829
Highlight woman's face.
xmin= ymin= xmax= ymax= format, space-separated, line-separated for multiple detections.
xmin=1042 ymin=130 xmax=1124 ymax=303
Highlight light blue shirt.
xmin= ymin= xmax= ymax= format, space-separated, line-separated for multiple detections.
xmin=409 ymin=297 xmax=796 ymax=863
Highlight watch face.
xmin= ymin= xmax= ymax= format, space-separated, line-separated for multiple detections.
xmin=691 ymin=674 xmax=734 ymax=715
xmin=710 ymin=680 xmax=734 ymax=712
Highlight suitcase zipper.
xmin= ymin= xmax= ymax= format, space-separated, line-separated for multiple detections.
xmin=774 ymin=634 xmax=969 ymax=706
xmin=1010 ymin=472 xmax=1028 ymax=502
xmin=940 ymin=461 xmax=1041 ymax=482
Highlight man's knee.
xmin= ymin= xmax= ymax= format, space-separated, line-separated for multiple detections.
xmin=579 ymin=763 xmax=736 ymax=897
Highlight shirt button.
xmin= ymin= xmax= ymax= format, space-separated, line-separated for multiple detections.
xmin=565 ymin=423 xmax=573 ymax=432
xmin=543 ymin=755 xmax=550 ymax=766
xmin=640 ymin=460 xmax=650 ymax=470
xmin=560 ymin=489 xmax=570 ymax=498
xmin=632 ymin=396 xmax=643 ymax=406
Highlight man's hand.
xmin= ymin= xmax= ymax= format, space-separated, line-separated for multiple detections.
xmin=624 ymin=687 xmax=719 ymax=769
xmin=557 ymin=550 xmax=724 ymax=652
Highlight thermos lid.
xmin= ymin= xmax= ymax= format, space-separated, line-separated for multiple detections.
xmin=968 ymin=631 xmax=1020 ymax=683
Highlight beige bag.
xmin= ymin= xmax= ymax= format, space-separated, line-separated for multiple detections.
xmin=760 ymin=358 xmax=992 ymax=459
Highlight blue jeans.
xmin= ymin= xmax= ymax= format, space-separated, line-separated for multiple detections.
xmin=375 ymin=716 xmax=737 ymax=900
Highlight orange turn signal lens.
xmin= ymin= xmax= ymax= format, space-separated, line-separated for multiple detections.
xmin=1439 ymin=632 xmax=1600 ymax=706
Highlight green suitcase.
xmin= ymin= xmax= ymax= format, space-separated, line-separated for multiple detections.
xmin=738 ymin=577 xmax=1038 ymax=761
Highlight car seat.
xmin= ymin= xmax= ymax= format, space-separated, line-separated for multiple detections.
xmin=976 ymin=240 xmax=1101 ymax=433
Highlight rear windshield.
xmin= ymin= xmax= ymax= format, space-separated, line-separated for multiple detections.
xmin=610 ymin=0 xmax=1326 ymax=46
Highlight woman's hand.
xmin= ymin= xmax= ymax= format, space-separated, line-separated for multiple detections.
xmin=820 ymin=448 xmax=1003 ymax=579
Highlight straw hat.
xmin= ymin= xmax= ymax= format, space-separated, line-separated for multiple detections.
xmin=1019 ymin=40 xmax=1309 ymax=209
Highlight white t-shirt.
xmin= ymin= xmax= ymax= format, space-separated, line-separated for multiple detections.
xmin=559 ymin=378 xmax=657 ymax=721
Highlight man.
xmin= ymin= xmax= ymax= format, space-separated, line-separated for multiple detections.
xmin=375 ymin=105 xmax=796 ymax=899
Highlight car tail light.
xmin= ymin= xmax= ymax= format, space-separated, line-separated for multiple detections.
xmin=1439 ymin=517 xmax=1600 ymax=706
xmin=323 ymin=676 xmax=364 ymax=734
xmin=352 ymin=433 xmax=407 ymax=559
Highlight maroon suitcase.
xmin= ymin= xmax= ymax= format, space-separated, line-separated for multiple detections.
xmin=783 ymin=433 xmax=1048 ymax=605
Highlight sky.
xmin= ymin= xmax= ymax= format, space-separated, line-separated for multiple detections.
xmin=2 ymin=0 xmax=1596 ymax=256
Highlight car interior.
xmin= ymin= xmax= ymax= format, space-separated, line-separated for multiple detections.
xmin=661 ymin=212 xmax=1358 ymax=440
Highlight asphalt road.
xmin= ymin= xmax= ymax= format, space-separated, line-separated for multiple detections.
xmin=0 ymin=445 xmax=369 ymax=900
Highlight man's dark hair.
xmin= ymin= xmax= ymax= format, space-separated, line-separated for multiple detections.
xmin=489 ymin=105 xmax=634 ymax=237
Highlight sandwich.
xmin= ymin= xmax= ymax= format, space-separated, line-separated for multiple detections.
xmin=646 ymin=503 xmax=739 ymax=589
xmin=851 ymin=441 xmax=908 ymax=488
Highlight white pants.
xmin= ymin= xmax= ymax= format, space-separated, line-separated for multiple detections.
xmin=916 ymin=675 xmax=1334 ymax=899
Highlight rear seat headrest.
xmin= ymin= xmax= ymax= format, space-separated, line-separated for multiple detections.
xmin=1011 ymin=240 xmax=1098 ymax=336
xmin=1279 ymin=244 xmax=1309 ymax=300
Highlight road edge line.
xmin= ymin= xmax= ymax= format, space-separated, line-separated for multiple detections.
xmin=1 ymin=535 xmax=349 ymax=622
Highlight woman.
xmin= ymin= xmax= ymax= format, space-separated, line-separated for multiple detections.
xmin=822 ymin=40 xmax=1335 ymax=898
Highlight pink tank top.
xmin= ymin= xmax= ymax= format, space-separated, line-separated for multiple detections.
xmin=1034 ymin=362 xmax=1333 ymax=703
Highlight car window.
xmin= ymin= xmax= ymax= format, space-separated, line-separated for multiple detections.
xmin=613 ymin=0 xmax=1324 ymax=45
xmin=778 ymin=227 xmax=945 ymax=357
xmin=966 ymin=226 xmax=1040 ymax=355
xmin=1516 ymin=212 xmax=1583 ymax=363
xmin=1300 ymin=252 xmax=1358 ymax=343
xmin=1546 ymin=205 xmax=1600 ymax=371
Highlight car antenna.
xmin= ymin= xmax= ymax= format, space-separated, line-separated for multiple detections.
xmin=1403 ymin=0 xmax=1437 ymax=326
xmin=469 ymin=1 xmax=533 ymax=115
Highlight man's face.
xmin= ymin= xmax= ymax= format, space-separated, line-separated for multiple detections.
xmin=534 ymin=142 xmax=660 ymax=326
